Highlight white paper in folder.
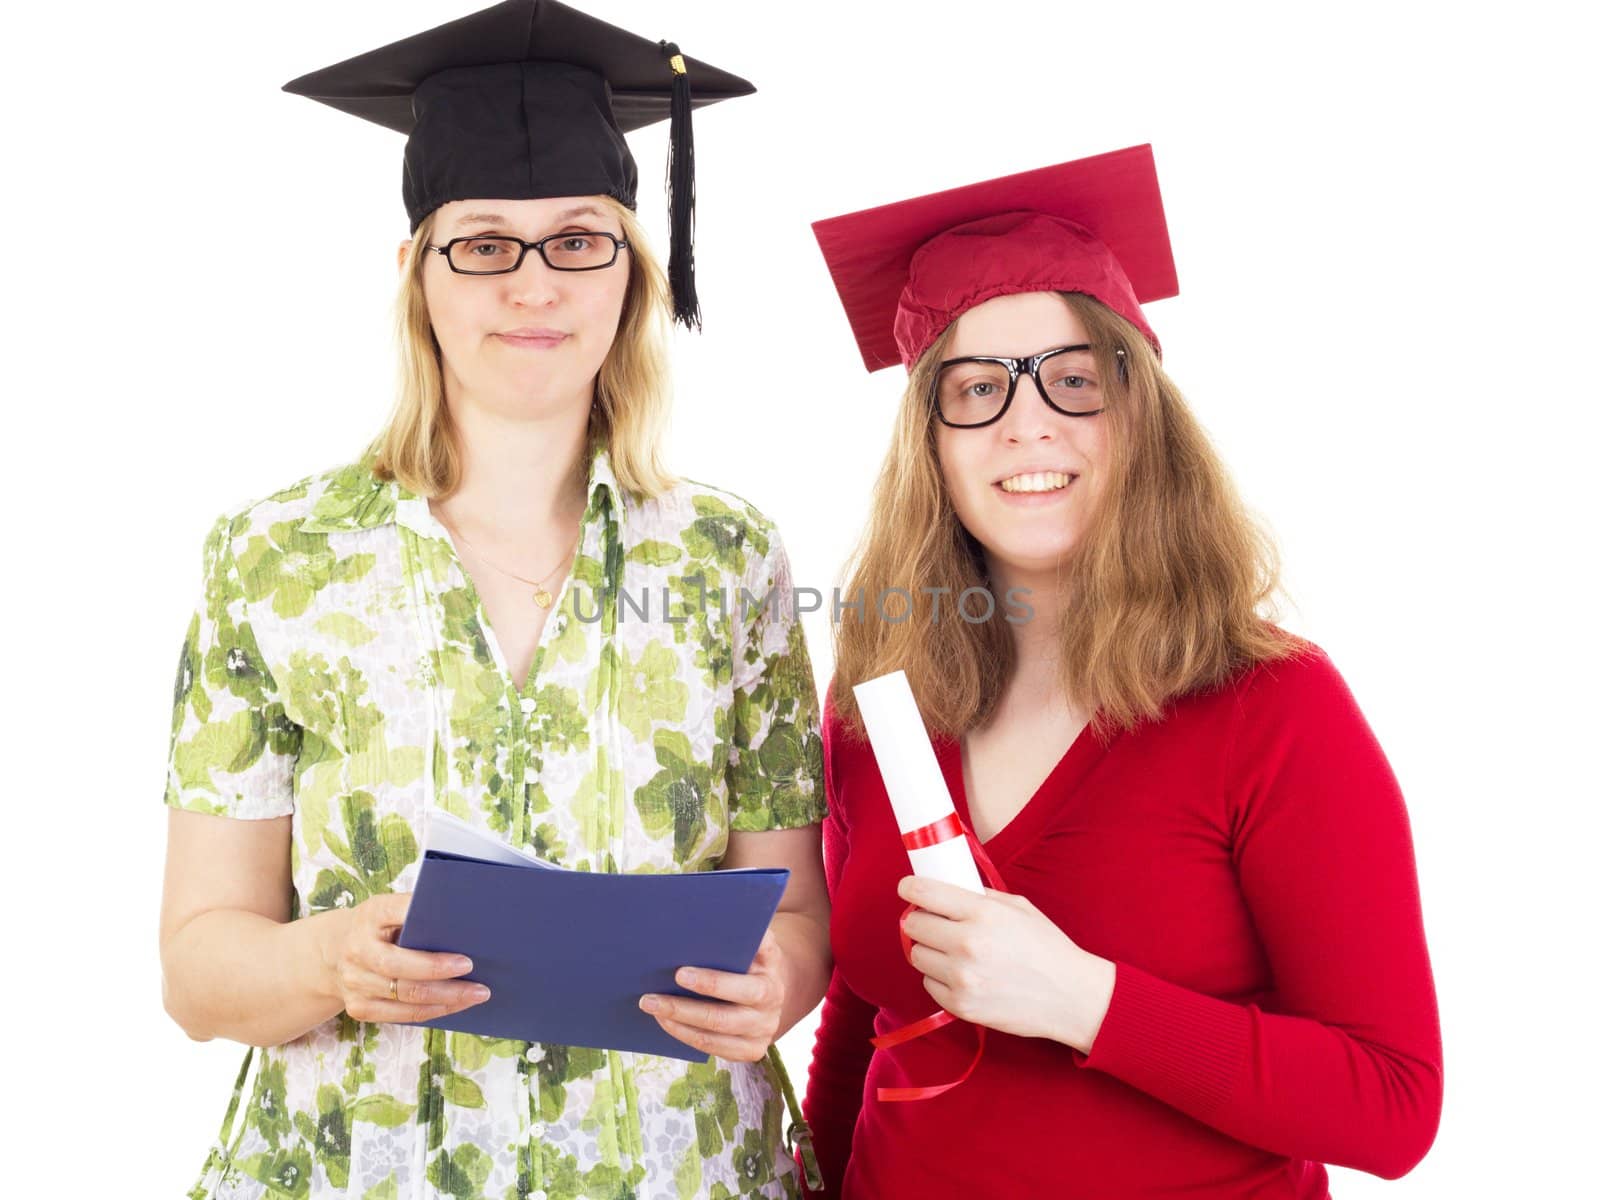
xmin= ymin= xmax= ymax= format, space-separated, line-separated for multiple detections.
xmin=852 ymin=670 xmax=985 ymax=894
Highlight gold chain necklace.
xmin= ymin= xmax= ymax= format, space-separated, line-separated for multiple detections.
xmin=435 ymin=513 xmax=582 ymax=609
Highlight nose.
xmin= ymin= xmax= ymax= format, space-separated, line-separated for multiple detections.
xmin=502 ymin=251 xmax=561 ymax=307
xmin=999 ymin=373 xmax=1056 ymax=443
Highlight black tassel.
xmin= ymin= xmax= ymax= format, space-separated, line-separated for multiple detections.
xmin=659 ymin=41 xmax=700 ymax=330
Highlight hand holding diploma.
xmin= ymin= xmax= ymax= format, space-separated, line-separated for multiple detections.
xmin=895 ymin=876 xmax=1116 ymax=1053
xmin=854 ymin=670 xmax=1114 ymax=1056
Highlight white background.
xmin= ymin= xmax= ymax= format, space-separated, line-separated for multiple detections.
xmin=4 ymin=0 xmax=1594 ymax=1194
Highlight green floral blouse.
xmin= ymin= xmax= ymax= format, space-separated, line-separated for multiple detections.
xmin=164 ymin=444 xmax=826 ymax=1200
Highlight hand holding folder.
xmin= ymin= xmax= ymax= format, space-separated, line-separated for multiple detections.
xmin=396 ymin=813 xmax=790 ymax=1061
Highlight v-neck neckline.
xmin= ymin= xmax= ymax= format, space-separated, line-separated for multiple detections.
xmin=460 ymin=553 xmax=576 ymax=702
xmin=934 ymin=718 xmax=1116 ymax=867
xmin=411 ymin=497 xmax=575 ymax=703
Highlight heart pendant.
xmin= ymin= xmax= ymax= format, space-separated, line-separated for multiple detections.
xmin=533 ymin=587 xmax=553 ymax=609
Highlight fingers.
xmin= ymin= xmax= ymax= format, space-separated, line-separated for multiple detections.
xmin=906 ymin=942 xmax=957 ymax=986
xmin=335 ymin=945 xmax=473 ymax=1002
xmin=900 ymin=909 xmax=964 ymax=953
xmin=671 ymin=964 xmax=777 ymax=1007
xmin=649 ymin=1013 xmax=771 ymax=1063
xmin=896 ymin=876 xmax=986 ymax=918
xmin=639 ymin=959 xmax=785 ymax=1051
xmin=345 ymin=891 xmax=471 ymax=981
xmin=636 ymin=938 xmax=786 ymax=1060
xmin=328 ymin=891 xmax=487 ymax=1025
xmin=364 ymin=939 xmax=477 ymax=984
xmin=342 ymin=967 xmax=491 ymax=1023
xmin=375 ymin=968 xmax=492 ymax=1011
xmin=361 ymin=890 xmax=413 ymax=932
xmin=750 ymin=929 xmax=781 ymax=967
xmin=346 ymin=996 xmax=468 ymax=1025
xmin=639 ymin=990 xmax=779 ymax=1041
xmin=921 ymin=975 xmax=962 ymax=1018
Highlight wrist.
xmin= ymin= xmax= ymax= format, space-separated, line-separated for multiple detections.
xmin=1055 ymin=951 xmax=1116 ymax=1053
xmin=767 ymin=914 xmax=802 ymax=1039
xmin=769 ymin=910 xmax=830 ymax=1037
xmin=307 ymin=907 xmax=353 ymax=1003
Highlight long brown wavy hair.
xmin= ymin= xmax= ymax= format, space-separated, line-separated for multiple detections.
xmin=831 ymin=291 xmax=1304 ymax=738
xmin=367 ymin=195 xmax=675 ymax=500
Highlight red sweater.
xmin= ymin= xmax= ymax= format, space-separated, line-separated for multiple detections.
xmin=802 ymin=646 xmax=1442 ymax=1198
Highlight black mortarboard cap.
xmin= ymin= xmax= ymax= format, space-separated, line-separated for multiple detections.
xmin=282 ymin=0 xmax=756 ymax=329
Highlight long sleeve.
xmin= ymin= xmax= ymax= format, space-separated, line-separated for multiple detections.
xmin=1070 ymin=649 xmax=1443 ymax=1179
xmin=801 ymin=696 xmax=878 ymax=1196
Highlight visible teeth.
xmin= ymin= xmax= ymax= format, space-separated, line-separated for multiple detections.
xmin=999 ymin=471 xmax=1071 ymax=494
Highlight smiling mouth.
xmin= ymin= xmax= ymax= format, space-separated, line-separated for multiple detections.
xmin=997 ymin=471 xmax=1075 ymax=494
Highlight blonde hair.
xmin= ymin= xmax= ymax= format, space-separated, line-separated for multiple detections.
xmin=831 ymin=291 xmax=1303 ymax=738
xmin=367 ymin=195 xmax=675 ymax=499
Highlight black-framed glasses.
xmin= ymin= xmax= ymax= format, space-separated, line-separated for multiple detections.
xmin=426 ymin=230 xmax=629 ymax=275
xmin=933 ymin=343 xmax=1122 ymax=428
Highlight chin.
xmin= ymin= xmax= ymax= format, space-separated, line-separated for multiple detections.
xmin=988 ymin=542 xmax=1079 ymax=578
xmin=505 ymin=365 xmax=582 ymax=394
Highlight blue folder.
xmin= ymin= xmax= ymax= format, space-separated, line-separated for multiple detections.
xmin=396 ymin=814 xmax=790 ymax=1062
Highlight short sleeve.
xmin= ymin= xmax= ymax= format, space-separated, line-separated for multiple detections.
xmin=164 ymin=513 xmax=301 ymax=819
xmin=726 ymin=523 xmax=827 ymax=831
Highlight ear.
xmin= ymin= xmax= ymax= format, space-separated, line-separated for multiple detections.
xmin=397 ymin=240 xmax=412 ymax=274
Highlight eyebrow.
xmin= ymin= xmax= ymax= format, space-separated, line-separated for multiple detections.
xmin=452 ymin=205 xmax=607 ymax=232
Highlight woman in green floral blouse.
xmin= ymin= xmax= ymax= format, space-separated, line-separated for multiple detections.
xmin=158 ymin=9 xmax=829 ymax=1199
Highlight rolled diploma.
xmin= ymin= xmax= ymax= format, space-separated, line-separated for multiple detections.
xmin=853 ymin=670 xmax=985 ymax=894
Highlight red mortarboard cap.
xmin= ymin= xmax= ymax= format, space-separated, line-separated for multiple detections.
xmin=811 ymin=145 xmax=1179 ymax=371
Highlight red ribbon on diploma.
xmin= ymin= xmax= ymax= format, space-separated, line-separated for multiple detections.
xmin=900 ymin=811 xmax=965 ymax=851
xmin=871 ymin=815 xmax=1010 ymax=1102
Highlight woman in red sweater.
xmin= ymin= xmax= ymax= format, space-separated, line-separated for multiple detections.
xmin=799 ymin=147 xmax=1442 ymax=1197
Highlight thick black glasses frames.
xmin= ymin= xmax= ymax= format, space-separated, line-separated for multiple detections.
xmin=932 ymin=344 xmax=1125 ymax=429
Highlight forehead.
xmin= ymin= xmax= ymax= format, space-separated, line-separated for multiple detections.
xmin=946 ymin=292 xmax=1089 ymax=358
xmin=434 ymin=195 xmax=617 ymax=235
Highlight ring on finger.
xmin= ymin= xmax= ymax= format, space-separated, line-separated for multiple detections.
xmin=388 ymin=977 xmax=399 ymax=1001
